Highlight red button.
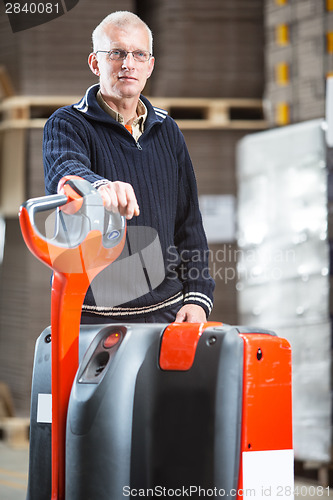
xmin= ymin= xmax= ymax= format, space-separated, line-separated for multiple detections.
xmin=103 ymin=332 xmax=121 ymax=349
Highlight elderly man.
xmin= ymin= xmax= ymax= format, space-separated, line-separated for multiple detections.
xmin=43 ymin=11 xmax=215 ymax=323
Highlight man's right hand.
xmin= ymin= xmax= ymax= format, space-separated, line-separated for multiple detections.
xmin=97 ymin=181 xmax=140 ymax=220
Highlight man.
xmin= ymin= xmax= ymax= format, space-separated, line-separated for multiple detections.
xmin=43 ymin=11 xmax=215 ymax=323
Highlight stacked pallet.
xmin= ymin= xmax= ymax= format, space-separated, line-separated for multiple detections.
xmin=264 ymin=0 xmax=332 ymax=126
xmin=0 ymin=95 xmax=266 ymax=217
xmin=0 ymin=417 xmax=30 ymax=448
xmin=140 ymin=0 xmax=264 ymax=98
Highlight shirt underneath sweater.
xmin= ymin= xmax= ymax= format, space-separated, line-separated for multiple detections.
xmin=43 ymin=84 xmax=215 ymax=318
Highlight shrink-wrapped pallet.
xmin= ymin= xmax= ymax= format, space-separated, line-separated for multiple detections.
xmin=236 ymin=119 xmax=331 ymax=463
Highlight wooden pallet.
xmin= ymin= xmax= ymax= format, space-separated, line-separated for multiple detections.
xmin=151 ymin=97 xmax=268 ymax=129
xmin=0 ymin=94 xmax=267 ymax=216
xmin=0 ymin=66 xmax=15 ymax=99
xmin=0 ymin=417 xmax=30 ymax=448
xmin=295 ymin=459 xmax=332 ymax=488
xmin=0 ymin=95 xmax=78 ymax=131
xmin=0 ymin=382 xmax=15 ymax=418
xmin=0 ymin=95 xmax=268 ymax=131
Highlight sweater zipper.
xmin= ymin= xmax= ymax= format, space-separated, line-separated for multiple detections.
xmin=123 ymin=123 xmax=142 ymax=150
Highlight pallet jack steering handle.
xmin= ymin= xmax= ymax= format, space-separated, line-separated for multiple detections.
xmin=19 ymin=176 xmax=126 ymax=500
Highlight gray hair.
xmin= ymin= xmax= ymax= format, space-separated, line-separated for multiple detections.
xmin=92 ymin=11 xmax=153 ymax=54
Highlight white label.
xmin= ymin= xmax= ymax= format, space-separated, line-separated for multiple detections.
xmin=37 ymin=393 xmax=52 ymax=423
xmin=242 ymin=449 xmax=294 ymax=499
xmin=199 ymin=195 xmax=236 ymax=243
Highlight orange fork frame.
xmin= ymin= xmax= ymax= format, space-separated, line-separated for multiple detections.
xmin=237 ymin=333 xmax=293 ymax=498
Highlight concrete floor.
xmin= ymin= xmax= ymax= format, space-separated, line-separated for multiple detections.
xmin=0 ymin=441 xmax=332 ymax=500
xmin=0 ymin=443 xmax=28 ymax=500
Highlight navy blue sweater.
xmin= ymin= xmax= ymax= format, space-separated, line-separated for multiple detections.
xmin=43 ymin=84 xmax=215 ymax=318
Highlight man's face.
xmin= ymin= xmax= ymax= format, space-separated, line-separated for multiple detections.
xmin=90 ymin=24 xmax=155 ymax=101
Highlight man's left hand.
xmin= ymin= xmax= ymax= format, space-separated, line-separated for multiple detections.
xmin=175 ymin=304 xmax=207 ymax=323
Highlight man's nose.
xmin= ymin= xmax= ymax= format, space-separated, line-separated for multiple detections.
xmin=121 ymin=52 xmax=135 ymax=69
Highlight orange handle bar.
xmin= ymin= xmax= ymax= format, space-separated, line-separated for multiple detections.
xmin=19 ymin=176 xmax=126 ymax=500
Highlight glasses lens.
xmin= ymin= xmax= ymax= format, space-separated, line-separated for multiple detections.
xmin=132 ymin=50 xmax=150 ymax=62
xmin=109 ymin=49 xmax=127 ymax=60
xmin=108 ymin=49 xmax=150 ymax=62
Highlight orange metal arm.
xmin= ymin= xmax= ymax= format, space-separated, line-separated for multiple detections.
xmin=19 ymin=176 xmax=126 ymax=500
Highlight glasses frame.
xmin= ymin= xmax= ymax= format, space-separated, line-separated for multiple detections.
xmin=95 ymin=49 xmax=152 ymax=62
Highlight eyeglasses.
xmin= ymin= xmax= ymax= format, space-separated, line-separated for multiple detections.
xmin=95 ymin=49 xmax=152 ymax=62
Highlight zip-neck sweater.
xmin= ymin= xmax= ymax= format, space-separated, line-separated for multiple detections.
xmin=43 ymin=84 xmax=215 ymax=318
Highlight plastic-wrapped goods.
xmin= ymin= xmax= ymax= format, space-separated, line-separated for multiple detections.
xmin=237 ymin=119 xmax=326 ymax=177
xmin=237 ymin=236 xmax=329 ymax=286
xmin=236 ymin=119 xmax=331 ymax=463
xmin=237 ymin=274 xmax=329 ymax=328
xmin=277 ymin=321 xmax=331 ymax=463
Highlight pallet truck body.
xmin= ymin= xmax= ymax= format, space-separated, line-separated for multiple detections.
xmin=19 ymin=177 xmax=293 ymax=500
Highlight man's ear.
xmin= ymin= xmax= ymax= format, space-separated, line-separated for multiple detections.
xmin=147 ymin=56 xmax=155 ymax=78
xmin=88 ymin=52 xmax=100 ymax=77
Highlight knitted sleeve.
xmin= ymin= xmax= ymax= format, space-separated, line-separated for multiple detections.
xmin=43 ymin=110 xmax=105 ymax=195
xmin=173 ymin=129 xmax=215 ymax=318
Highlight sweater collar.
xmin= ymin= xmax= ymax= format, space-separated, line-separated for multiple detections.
xmin=73 ymin=84 xmax=168 ymax=128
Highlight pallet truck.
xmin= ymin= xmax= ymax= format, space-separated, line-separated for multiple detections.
xmin=19 ymin=176 xmax=294 ymax=499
